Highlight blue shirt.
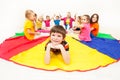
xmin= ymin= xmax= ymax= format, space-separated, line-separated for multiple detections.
xmin=54 ymin=20 xmax=60 ymax=25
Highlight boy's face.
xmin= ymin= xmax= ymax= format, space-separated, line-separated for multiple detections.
xmin=55 ymin=16 xmax=59 ymax=20
xmin=50 ymin=32 xmax=64 ymax=45
xmin=29 ymin=12 xmax=36 ymax=21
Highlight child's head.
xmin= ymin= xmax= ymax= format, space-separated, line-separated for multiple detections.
xmin=25 ymin=10 xmax=35 ymax=21
xmin=38 ymin=16 xmax=44 ymax=21
xmin=46 ymin=15 xmax=50 ymax=20
xmin=76 ymin=16 xmax=81 ymax=23
xmin=66 ymin=12 xmax=71 ymax=18
xmin=55 ymin=16 xmax=60 ymax=20
xmin=90 ymin=13 xmax=99 ymax=23
xmin=50 ymin=25 xmax=66 ymax=44
xmin=81 ymin=15 xmax=90 ymax=24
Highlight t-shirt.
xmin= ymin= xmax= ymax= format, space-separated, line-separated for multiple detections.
xmin=44 ymin=20 xmax=50 ymax=27
xmin=54 ymin=20 xmax=60 ymax=25
xmin=24 ymin=19 xmax=35 ymax=40
xmin=79 ymin=23 xmax=91 ymax=41
xmin=90 ymin=23 xmax=99 ymax=36
xmin=66 ymin=19 xmax=70 ymax=25
xmin=36 ymin=20 xmax=42 ymax=29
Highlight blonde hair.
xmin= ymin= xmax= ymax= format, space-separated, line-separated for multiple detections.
xmin=25 ymin=9 xmax=34 ymax=18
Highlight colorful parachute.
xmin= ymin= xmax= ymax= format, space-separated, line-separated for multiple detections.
xmin=0 ymin=32 xmax=120 ymax=72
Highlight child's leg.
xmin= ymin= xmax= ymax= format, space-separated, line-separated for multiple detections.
xmin=34 ymin=33 xmax=49 ymax=39
xmin=90 ymin=33 xmax=95 ymax=38
xmin=40 ymin=32 xmax=49 ymax=37
xmin=73 ymin=30 xmax=80 ymax=34
xmin=46 ymin=27 xmax=51 ymax=30
xmin=67 ymin=33 xmax=80 ymax=40
xmin=66 ymin=25 xmax=70 ymax=31
xmin=65 ymin=25 xmax=67 ymax=30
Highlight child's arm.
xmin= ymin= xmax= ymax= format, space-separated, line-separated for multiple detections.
xmin=90 ymin=27 xmax=94 ymax=31
xmin=55 ymin=44 xmax=70 ymax=64
xmin=27 ymin=29 xmax=40 ymax=35
xmin=91 ymin=23 xmax=99 ymax=31
xmin=44 ymin=43 xmax=51 ymax=64
xmin=79 ymin=24 xmax=84 ymax=29
xmin=60 ymin=14 xmax=65 ymax=20
xmin=60 ymin=45 xmax=70 ymax=64
xmin=51 ymin=14 xmax=56 ymax=20
xmin=51 ymin=15 xmax=54 ymax=20
xmin=74 ymin=13 xmax=77 ymax=20
xmin=59 ymin=14 xmax=62 ymax=18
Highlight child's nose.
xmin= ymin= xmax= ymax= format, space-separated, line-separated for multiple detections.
xmin=54 ymin=36 xmax=58 ymax=40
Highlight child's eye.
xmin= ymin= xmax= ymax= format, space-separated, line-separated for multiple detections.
xmin=51 ymin=34 xmax=55 ymax=36
xmin=82 ymin=19 xmax=86 ymax=20
xmin=58 ymin=35 xmax=62 ymax=37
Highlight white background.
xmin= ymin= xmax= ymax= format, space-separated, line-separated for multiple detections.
xmin=0 ymin=0 xmax=120 ymax=42
xmin=0 ymin=0 xmax=120 ymax=80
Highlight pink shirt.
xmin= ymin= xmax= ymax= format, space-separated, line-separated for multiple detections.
xmin=44 ymin=20 xmax=50 ymax=27
xmin=79 ymin=23 xmax=91 ymax=41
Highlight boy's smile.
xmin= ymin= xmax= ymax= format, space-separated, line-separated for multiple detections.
xmin=50 ymin=32 xmax=64 ymax=45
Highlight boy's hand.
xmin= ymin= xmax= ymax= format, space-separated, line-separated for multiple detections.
xmin=48 ymin=43 xmax=63 ymax=49
xmin=55 ymin=44 xmax=63 ymax=49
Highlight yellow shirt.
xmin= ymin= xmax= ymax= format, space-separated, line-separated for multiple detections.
xmin=66 ymin=19 xmax=70 ymax=25
xmin=36 ymin=20 xmax=42 ymax=29
xmin=24 ymin=19 xmax=35 ymax=40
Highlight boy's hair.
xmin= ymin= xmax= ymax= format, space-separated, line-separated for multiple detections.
xmin=25 ymin=9 xmax=34 ymax=18
xmin=50 ymin=25 xmax=66 ymax=39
